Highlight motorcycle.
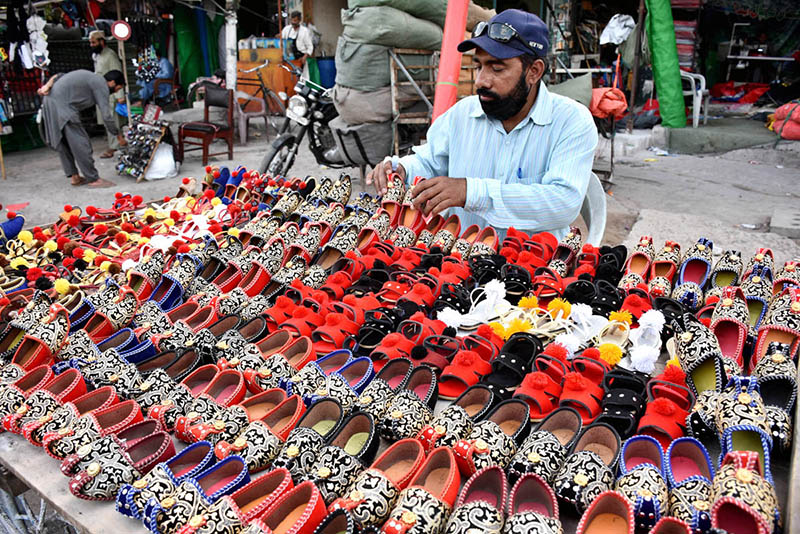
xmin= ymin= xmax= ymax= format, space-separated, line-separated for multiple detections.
xmin=258 ymin=62 xmax=344 ymax=176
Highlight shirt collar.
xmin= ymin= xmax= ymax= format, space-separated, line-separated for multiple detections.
xmin=469 ymin=81 xmax=553 ymax=127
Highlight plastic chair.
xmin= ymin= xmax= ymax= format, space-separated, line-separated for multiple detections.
xmin=580 ymin=172 xmax=607 ymax=246
xmin=234 ymin=91 xmax=268 ymax=145
xmin=681 ymin=71 xmax=710 ymax=128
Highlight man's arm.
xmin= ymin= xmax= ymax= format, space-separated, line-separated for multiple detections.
xmin=92 ymin=80 xmax=120 ymax=137
xmin=463 ymin=106 xmax=598 ymax=231
xmin=297 ymin=27 xmax=314 ymax=64
xmin=37 ymin=73 xmax=61 ymax=96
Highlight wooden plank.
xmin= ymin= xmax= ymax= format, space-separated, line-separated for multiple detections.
xmin=0 ymin=433 xmax=141 ymax=534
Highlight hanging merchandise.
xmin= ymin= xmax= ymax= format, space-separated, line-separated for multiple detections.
xmin=26 ymin=14 xmax=49 ymax=69
xmin=135 ymin=45 xmax=160 ymax=83
xmin=644 ymin=0 xmax=686 ymax=128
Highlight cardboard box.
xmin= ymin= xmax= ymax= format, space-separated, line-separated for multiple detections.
xmin=238 ymin=48 xmax=284 ymax=64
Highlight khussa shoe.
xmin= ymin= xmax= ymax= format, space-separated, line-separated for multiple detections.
xmin=442 ymin=466 xmax=507 ymax=534
xmin=67 ymin=430 xmax=175 ymax=501
xmin=173 ymin=467 xmax=293 ymax=534
xmin=144 ymin=456 xmax=250 ymax=534
xmin=751 ymin=286 xmax=800 ymax=374
xmin=552 ymin=422 xmax=621 ymax=514
xmin=618 ymin=235 xmax=655 ymax=291
xmin=710 ymin=286 xmax=749 ymax=372
xmin=752 ymin=342 xmax=796 ymax=453
xmin=614 ymin=435 xmax=668 ymax=531
xmin=240 ymin=480 xmax=327 ymax=534
xmin=329 ymin=439 xmax=425 ymax=532
xmin=417 ymin=384 xmax=496 ymax=453
xmin=311 ymin=509 xmax=357 ymax=534
xmin=507 ymin=406 xmax=582 ymax=485
xmin=116 ymin=441 xmax=217 ymax=520
xmin=148 ymin=365 xmax=221 ymax=432
xmin=173 ymin=370 xmax=247 ymax=442
xmin=0 ymin=290 xmax=54 ymax=360
xmin=1 ymin=367 xmax=87 ymax=434
xmin=576 ymin=490 xmax=634 ymax=534
xmin=377 ymin=365 xmax=437 ymax=441
xmin=711 ymin=451 xmax=780 ymax=534
xmin=2 ymin=304 xmax=71 ymax=382
xmin=305 ymin=411 xmax=379 ymax=504
xmin=352 ymin=357 xmax=413 ymax=422
xmin=503 ymin=473 xmax=563 ymax=533
xmin=214 ymin=395 xmax=306 ymax=473
xmin=647 ymin=241 xmax=681 ymax=298
xmin=665 ymin=437 xmax=714 ymax=534
xmin=453 ymin=398 xmax=530 ymax=476
xmin=0 ymin=365 xmax=53 ymax=425
xmin=381 ymin=447 xmax=460 ymax=534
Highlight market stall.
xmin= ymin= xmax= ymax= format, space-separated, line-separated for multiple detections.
xmin=0 ymin=164 xmax=796 ymax=534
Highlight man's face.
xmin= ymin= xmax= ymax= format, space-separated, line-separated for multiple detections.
xmin=291 ymin=16 xmax=300 ymax=29
xmin=90 ymin=37 xmax=104 ymax=55
xmin=107 ymin=80 xmax=121 ymax=94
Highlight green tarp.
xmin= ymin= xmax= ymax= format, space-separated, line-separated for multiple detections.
xmin=342 ymin=7 xmax=443 ymax=50
xmin=645 ymin=0 xmax=686 ymax=128
xmin=174 ymin=6 xmax=225 ymax=95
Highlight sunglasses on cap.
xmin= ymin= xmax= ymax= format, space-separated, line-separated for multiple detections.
xmin=472 ymin=21 xmax=545 ymax=56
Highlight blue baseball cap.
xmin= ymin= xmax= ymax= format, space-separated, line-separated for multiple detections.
xmin=458 ymin=9 xmax=549 ymax=60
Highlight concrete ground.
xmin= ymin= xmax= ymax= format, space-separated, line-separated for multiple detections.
xmin=1 ymin=126 xmax=799 ymax=263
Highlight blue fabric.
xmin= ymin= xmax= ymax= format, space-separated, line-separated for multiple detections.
xmin=398 ymin=82 xmax=597 ymax=241
xmin=137 ymin=57 xmax=175 ymax=102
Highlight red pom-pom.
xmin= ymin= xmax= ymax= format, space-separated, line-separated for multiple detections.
xmin=243 ymin=172 xmax=251 ymax=180
xmin=6 ymin=211 xmax=16 ymax=220
xmin=564 ymin=372 xmax=588 ymax=391
xmin=62 ymin=257 xmax=75 ymax=269
xmin=57 ymin=237 xmax=69 ymax=249
xmin=132 ymin=195 xmax=143 ymax=206
xmin=182 ymin=177 xmax=190 ymax=185
xmin=95 ymin=224 xmax=108 ymax=235
xmin=652 ymin=397 xmax=677 ymax=416
xmin=114 ymin=233 xmax=127 ymax=245
xmin=114 ymin=192 xmax=123 ymax=199
xmin=325 ymin=313 xmax=342 ymax=326
xmin=522 ymin=372 xmax=550 ymax=390
xmin=274 ymin=296 xmax=294 ymax=310
xmin=63 ymin=204 xmax=73 ymax=212
xmin=86 ymin=206 xmax=98 ymax=217
xmin=203 ymin=189 xmax=215 ymax=199
xmin=699 ymin=317 xmax=711 ymax=328
xmin=454 ymin=351 xmax=477 ymax=366
xmin=72 ymin=247 xmax=85 ymax=259
xmin=661 ymin=364 xmax=686 ymax=385
xmin=291 ymin=306 xmax=309 ymax=318
xmin=476 ymin=324 xmax=497 ymax=340
xmin=121 ymin=223 xmax=135 ymax=233
xmin=0 ymin=297 xmax=10 ymax=307
xmin=68 ymin=215 xmax=80 ymax=227
xmin=268 ymin=179 xmax=276 ymax=187
xmin=213 ymin=170 xmax=220 ymax=178
xmin=163 ymin=196 xmax=171 ymax=203
xmin=170 ymin=210 xmax=181 ymax=222
xmin=299 ymin=182 xmax=307 ymax=190
xmin=34 ymin=232 xmax=47 ymax=242
xmin=543 ymin=343 xmax=569 ymax=362
xmin=582 ymin=347 xmax=601 ymax=360
xmin=140 ymin=226 xmax=155 ymax=238
xmin=205 ymin=166 xmax=212 ymax=173
xmin=208 ymin=224 xmax=223 ymax=234
xmin=499 ymin=246 xmax=519 ymax=262
xmin=382 ymin=333 xmax=403 ymax=348
xmin=32 ymin=226 xmax=42 ymax=233
xmin=177 ymin=245 xmax=191 ymax=253
xmin=26 ymin=267 xmax=43 ymax=282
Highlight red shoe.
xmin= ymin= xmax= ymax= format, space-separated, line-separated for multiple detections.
xmin=576 ymin=490 xmax=634 ymax=534
xmin=251 ymin=481 xmax=327 ymax=534
xmin=2 ymin=368 xmax=87 ymax=434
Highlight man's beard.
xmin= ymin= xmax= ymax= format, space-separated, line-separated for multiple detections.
xmin=477 ymin=73 xmax=531 ymax=121
xmin=91 ymin=45 xmax=103 ymax=55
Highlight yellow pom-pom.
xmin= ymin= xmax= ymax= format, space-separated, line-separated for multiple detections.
xmin=44 ymin=240 xmax=58 ymax=252
xmin=144 ymin=208 xmax=156 ymax=219
xmin=185 ymin=214 xmax=193 ymax=221
xmin=548 ymin=298 xmax=571 ymax=319
xmin=505 ymin=318 xmax=532 ymax=338
xmin=609 ymin=310 xmax=633 ymax=325
xmin=489 ymin=322 xmax=506 ymax=340
xmin=117 ymin=231 xmax=129 ymax=243
xmin=227 ymin=228 xmax=240 ymax=238
xmin=54 ymin=278 xmax=70 ymax=295
xmin=18 ymin=230 xmax=33 ymax=245
xmin=666 ymin=357 xmax=680 ymax=369
xmin=83 ymin=250 xmax=97 ymax=262
xmin=186 ymin=198 xmax=196 ymax=208
xmin=10 ymin=257 xmax=30 ymax=269
xmin=100 ymin=261 xmax=111 ymax=272
xmin=164 ymin=218 xmax=175 ymax=227
xmin=598 ymin=343 xmax=623 ymax=366
xmin=518 ymin=295 xmax=539 ymax=309
xmin=211 ymin=197 xmax=222 ymax=207
xmin=138 ymin=237 xmax=150 ymax=246
xmin=189 ymin=243 xmax=198 ymax=250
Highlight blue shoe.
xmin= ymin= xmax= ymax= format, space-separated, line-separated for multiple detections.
xmin=0 ymin=214 xmax=25 ymax=245
xmin=665 ymin=437 xmax=713 ymax=533
xmin=615 ymin=435 xmax=668 ymax=531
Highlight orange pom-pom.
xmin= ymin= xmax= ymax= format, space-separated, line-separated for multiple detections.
xmin=652 ymin=397 xmax=677 ymax=416
xmin=522 ymin=372 xmax=550 ymax=390
xmin=564 ymin=372 xmax=588 ymax=391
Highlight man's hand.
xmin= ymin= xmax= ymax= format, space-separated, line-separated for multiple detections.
xmin=366 ymin=158 xmax=406 ymax=196
xmin=411 ymin=176 xmax=466 ymax=216
xmin=117 ymin=134 xmax=127 ymax=146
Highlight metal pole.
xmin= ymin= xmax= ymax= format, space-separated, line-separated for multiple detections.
xmin=224 ymin=0 xmax=237 ymax=91
xmin=115 ymin=0 xmax=131 ymax=118
xmin=626 ymin=0 xmax=646 ymax=133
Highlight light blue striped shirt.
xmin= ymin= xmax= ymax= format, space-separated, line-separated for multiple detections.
xmin=399 ymin=82 xmax=598 ymax=241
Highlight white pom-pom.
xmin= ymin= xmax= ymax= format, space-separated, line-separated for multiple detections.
xmin=554 ymin=333 xmax=580 ymax=359
xmin=638 ymin=309 xmax=666 ymax=332
xmin=437 ymin=307 xmax=465 ymax=330
xmin=483 ymin=278 xmax=507 ymax=300
xmin=629 ymin=344 xmax=660 ymax=374
xmin=570 ymin=303 xmax=593 ymax=321
xmin=121 ymin=259 xmax=136 ymax=272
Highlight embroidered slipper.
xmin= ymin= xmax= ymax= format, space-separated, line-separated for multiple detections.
xmin=751 ymin=286 xmax=800 ymax=374
xmin=665 ymin=437 xmax=714 ymax=533
xmin=674 ymin=314 xmax=727 ymax=396
xmin=443 ymin=465 xmax=508 ymax=534
xmin=710 ymin=451 xmax=779 ymax=534
xmin=378 ymin=365 xmax=437 ymax=442
xmin=647 ymin=241 xmax=681 ymax=298
xmin=576 ymin=490 xmax=634 ymax=534
xmin=615 ymin=435 xmax=668 ymax=530
xmin=710 ymin=249 xmax=744 ymax=288
xmin=710 ymin=286 xmax=749 ymax=372
xmin=504 ymin=472 xmax=562 ymax=533
xmin=752 ymin=342 xmax=796 ymax=452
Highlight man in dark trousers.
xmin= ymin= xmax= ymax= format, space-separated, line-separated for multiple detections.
xmin=38 ymin=69 xmax=126 ymax=187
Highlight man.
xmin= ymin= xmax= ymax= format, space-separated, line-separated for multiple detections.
xmin=280 ymin=11 xmax=313 ymax=66
xmin=38 ymin=69 xmax=125 ymax=188
xmin=367 ymin=9 xmax=598 ymax=240
xmin=90 ymin=30 xmax=125 ymax=158
xmin=136 ymin=55 xmax=175 ymax=104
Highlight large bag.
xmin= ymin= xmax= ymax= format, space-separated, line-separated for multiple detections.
xmin=329 ymin=116 xmax=392 ymax=167
xmin=334 ymin=36 xmax=432 ymax=91
xmin=341 ymin=7 xmax=443 ymax=51
xmin=332 ymin=84 xmax=431 ymax=124
xmin=347 ymin=0 xmax=447 ymax=26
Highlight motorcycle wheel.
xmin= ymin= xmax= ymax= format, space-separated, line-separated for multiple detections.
xmin=258 ymin=133 xmax=297 ymax=176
